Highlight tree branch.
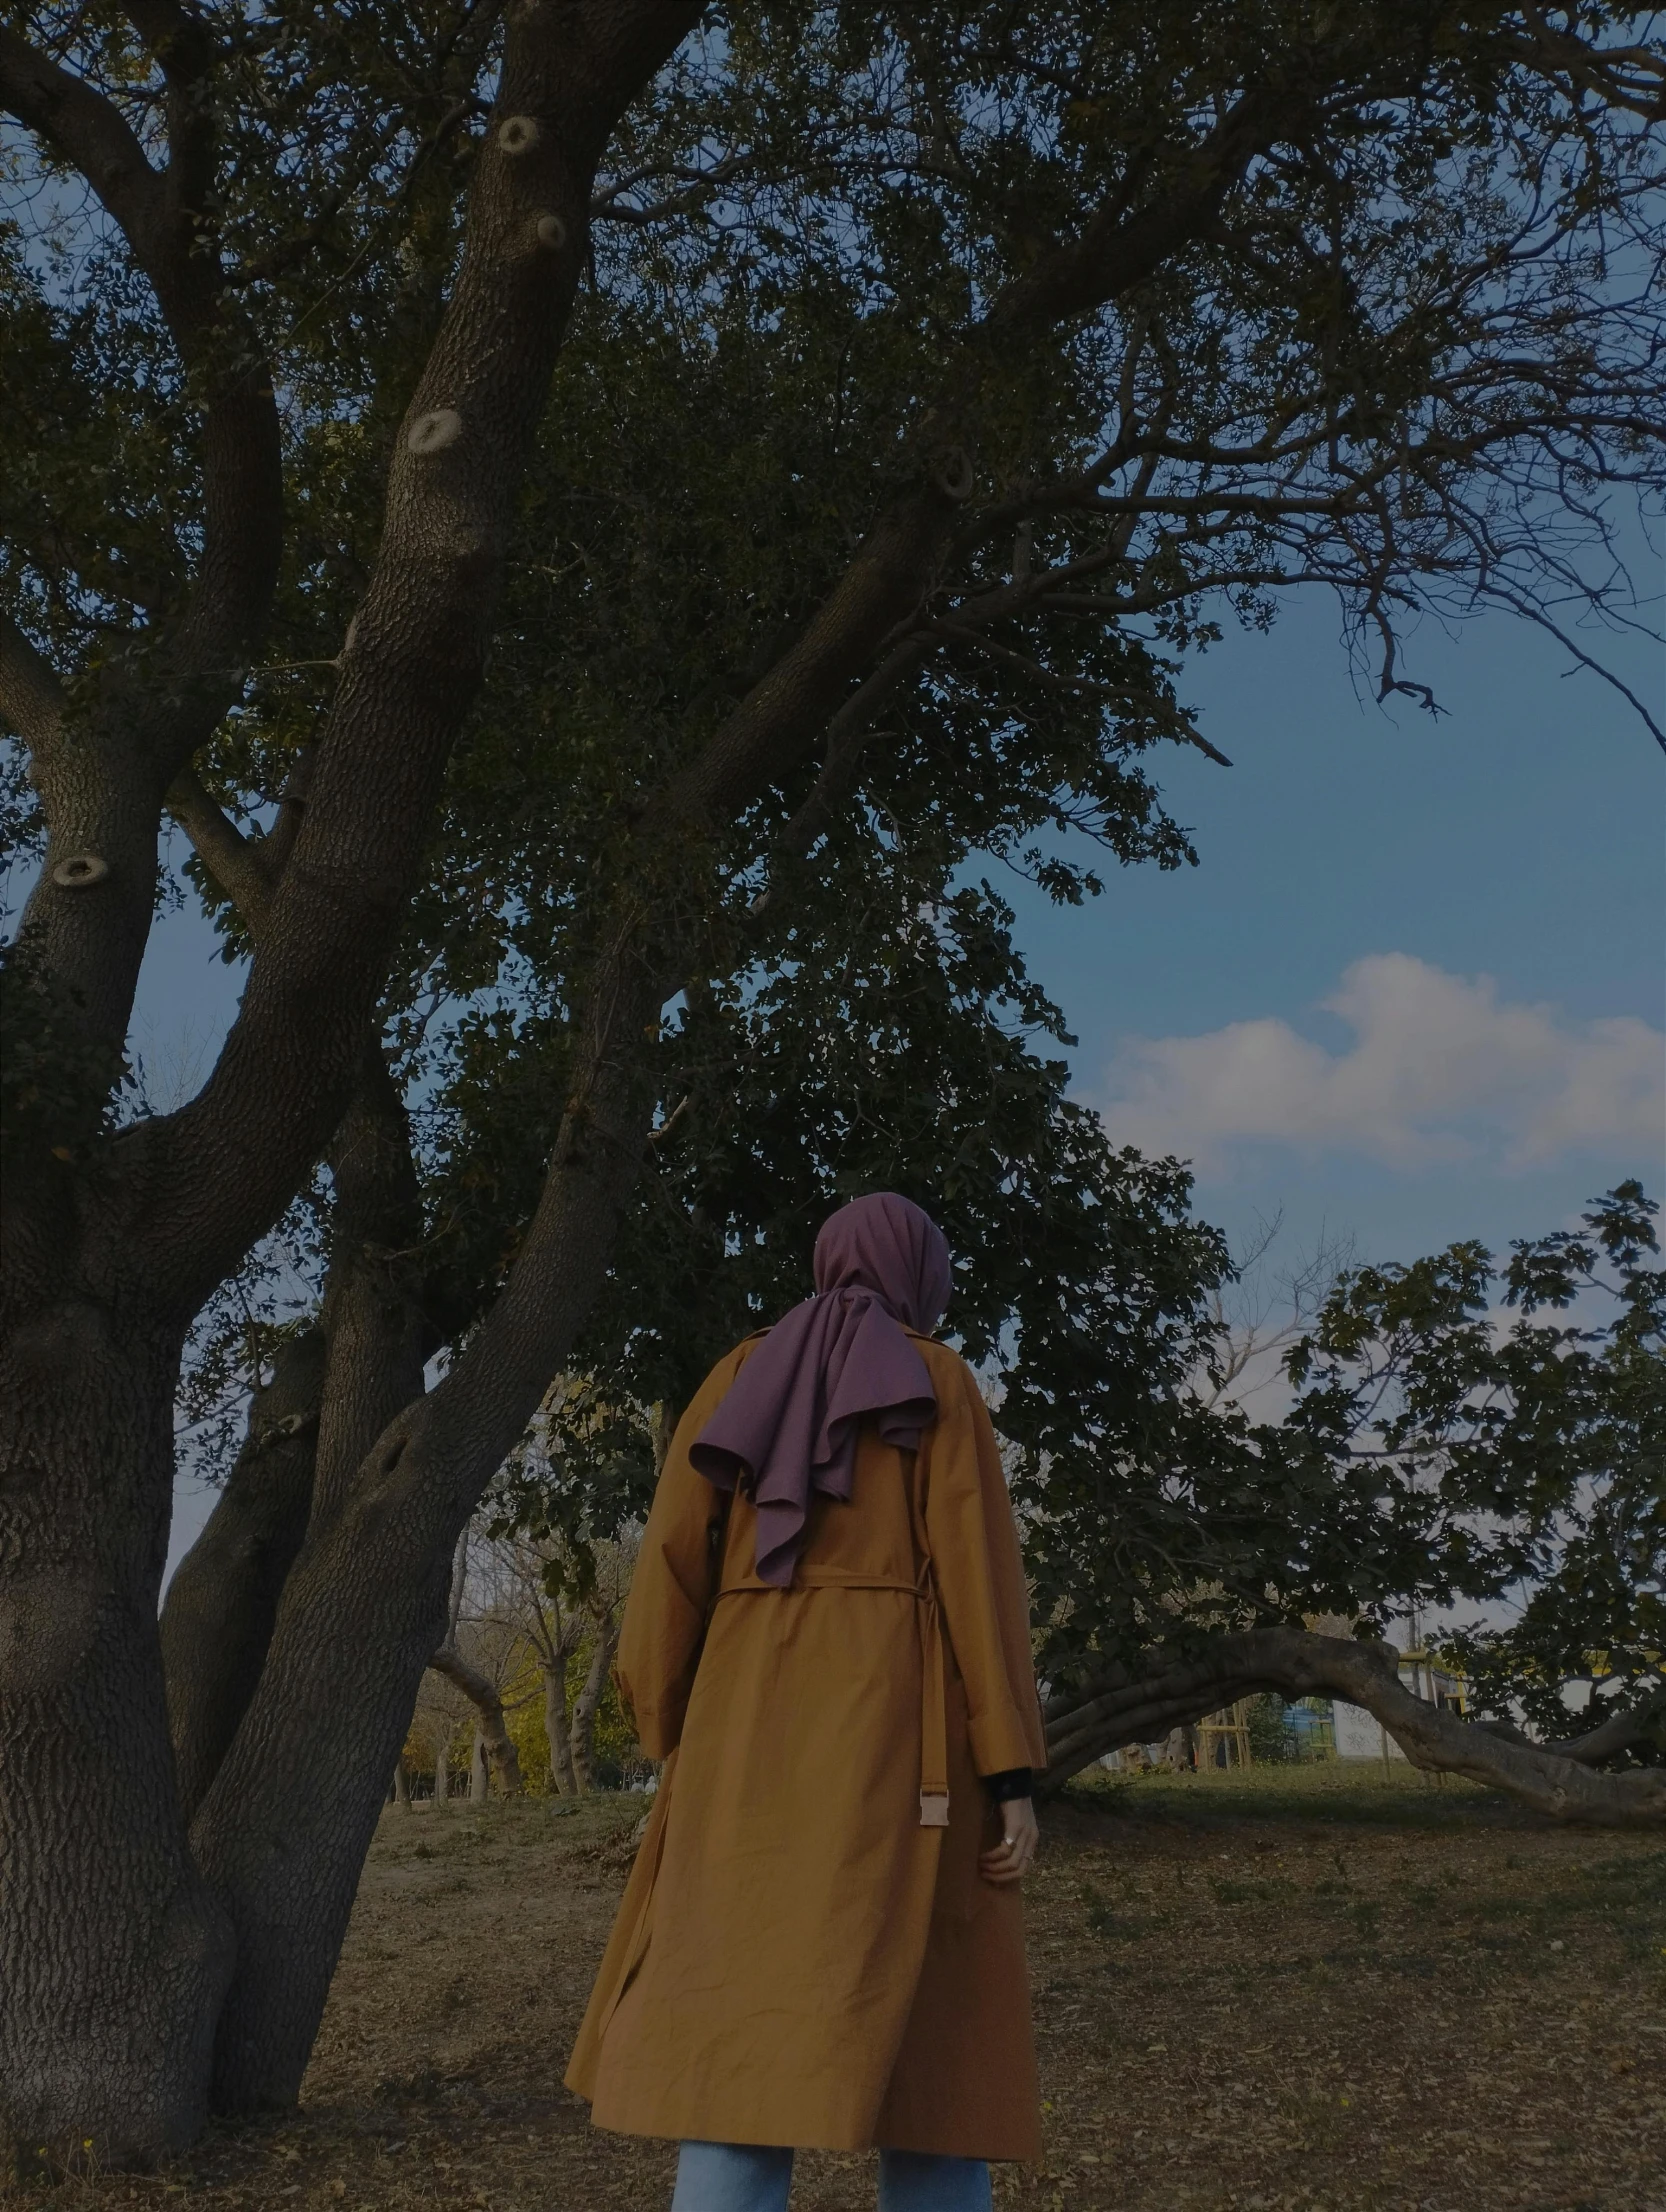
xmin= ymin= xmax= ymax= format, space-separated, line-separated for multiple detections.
xmin=1473 ymin=1682 xmax=1666 ymax=1767
xmin=428 ymin=1643 xmax=523 ymax=1796
xmin=1 ymin=19 xmax=283 ymax=779
xmin=1039 ymin=1629 xmax=1666 ymax=1829
xmin=166 ymin=769 xmax=274 ymax=934
xmin=0 ymin=613 xmax=68 ymax=749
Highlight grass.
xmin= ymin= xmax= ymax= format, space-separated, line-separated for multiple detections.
xmin=18 ymin=1766 xmax=1665 ymax=2212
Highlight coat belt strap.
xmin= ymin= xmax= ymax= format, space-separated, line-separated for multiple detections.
xmin=724 ymin=1567 xmax=950 ymax=1828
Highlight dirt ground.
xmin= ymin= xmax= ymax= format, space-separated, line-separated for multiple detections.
xmin=22 ymin=1767 xmax=1664 ymax=2212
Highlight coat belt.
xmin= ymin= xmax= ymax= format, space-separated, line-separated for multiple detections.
xmin=715 ymin=1568 xmax=951 ymax=1828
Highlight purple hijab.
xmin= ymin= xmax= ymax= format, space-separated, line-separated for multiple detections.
xmin=689 ymin=1193 xmax=953 ymax=1586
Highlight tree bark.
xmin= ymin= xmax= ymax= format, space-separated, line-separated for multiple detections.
xmin=0 ymin=1309 xmax=234 ymax=2172
xmin=431 ymin=1723 xmax=452 ymax=1808
xmin=393 ymin=1761 xmax=410 ymax=1810
xmin=159 ymin=1055 xmax=427 ymax=1821
xmin=304 ymin=1058 xmax=430 ymax=1534
xmin=4 ymin=11 xmax=695 ymax=2142
xmin=160 ymin=1330 xmax=326 ymax=1823
xmin=1038 ymin=1629 xmax=1666 ymax=1829
xmin=543 ymin=1658 xmax=578 ymax=1798
xmin=428 ymin=1643 xmax=523 ymax=1797
xmin=1471 ymin=1683 xmax=1666 ymax=1767
xmin=470 ymin=1725 xmax=489 ymax=1804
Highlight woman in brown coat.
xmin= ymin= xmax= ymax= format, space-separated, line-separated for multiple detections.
xmin=566 ymin=1194 xmax=1046 ymax=2212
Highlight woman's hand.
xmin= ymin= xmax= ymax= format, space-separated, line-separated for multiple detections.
xmin=978 ymin=1796 xmax=1039 ymax=1886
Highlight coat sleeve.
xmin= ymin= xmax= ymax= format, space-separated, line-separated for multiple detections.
xmin=614 ymin=1346 xmax=748 ymax=1759
xmin=920 ymin=1348 xmax=1048 ymax=1780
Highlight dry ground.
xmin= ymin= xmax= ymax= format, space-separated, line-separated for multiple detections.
xmin=20 ymin=1767 xmax=1664 ymax=2212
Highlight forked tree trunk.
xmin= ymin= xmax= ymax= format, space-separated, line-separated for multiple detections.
xmin=0 ymin=1303 xmax=234 ymax=2170
xmin=0 ymin=4 xmax=710 ymax=2166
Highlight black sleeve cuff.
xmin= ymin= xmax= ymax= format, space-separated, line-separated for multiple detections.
xmin=981 ymin=1767 xmax=1034 ymax=1802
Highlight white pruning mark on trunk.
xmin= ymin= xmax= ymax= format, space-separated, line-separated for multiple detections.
xmin=51 ymin=854 xmax=111 ymax=888
xmin=406 ymin=410 xmax=463 ymax=457
xmin=535 ymin=213 xmax=568 ymax=251
xmin=498 ymin=116 xmax=543 ymax=156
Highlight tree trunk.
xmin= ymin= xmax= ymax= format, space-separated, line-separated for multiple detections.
xmin=571 ymin=1611 xmax=621 ymax=1791
xmin=429 ymin=1643 xmax=523 ymax=1796
xmin=159 ymin=1329 xmax=326 ymax=1822
xmin=393 ymin=1761 xmax=410 ymax=1809
xmin=0 ymin=1305 xmax=234 ymax=2172
xmin=543 ymin=1657 xmax=578 ymax=1797
xmin=431 ymin=1725 xmax=452 ymax=1806
xmin=1038 ymin=1628 xmax=1666 ymax=1828
xmin=470 ymin=1725 xmax=489 ymax=1803
xmin=188 ymin=1011 xmax=662 ymax=2115
xmin=159 ymin=1053 xmax=426 ymax=1826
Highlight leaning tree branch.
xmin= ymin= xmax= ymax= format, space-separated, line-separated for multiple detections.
xmin=1544 ymin=1682 xmax=1666 ymax=1765
xmin=1 ymin=15 xmax=282 ymax=1079
xmin=1038 ymin=1628 xmax=1665 ymax=1829
xmin=427 ymin=1644 xmax=524 ymax=1796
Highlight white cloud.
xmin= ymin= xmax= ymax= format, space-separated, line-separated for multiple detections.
xmin=1096 ymin=953 xmax=1664 ymax=1175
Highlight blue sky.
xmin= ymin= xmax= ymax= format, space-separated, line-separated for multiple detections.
xmin=997 ymin=576 xmax=1665 ymax=1274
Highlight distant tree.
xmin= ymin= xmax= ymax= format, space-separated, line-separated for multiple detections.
xmin=3 ymin=1 xmax=1664 ymax=2169
xmin=1036 ymin=1184 xmax=1665 ymax=1815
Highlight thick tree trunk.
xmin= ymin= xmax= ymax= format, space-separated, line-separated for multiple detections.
xmin=544 ymin=1657 xmax=578 ymax=1797
xmin=160 ymin=1330 xmax=326 ymax=1822
xmin=0 ymin=1304 xmax=233 ymax=2172
xmin=0 ymin=2 xmax=704 ymax=2168
xmin=1038 ymin=1628 xmax=1666 ymax=1828
xmin=571 ymin=1611 xmax=621 ymax=1791
xmin=429 ymin=1643 xmax=523 ymax=1796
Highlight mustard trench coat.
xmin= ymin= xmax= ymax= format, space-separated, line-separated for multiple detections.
xmin=565 ymin=1331 xmax=1047 ymax=2161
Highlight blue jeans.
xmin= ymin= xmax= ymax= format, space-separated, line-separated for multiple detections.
xmin=671 ymin=2140 xmax=993 ymax=2211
